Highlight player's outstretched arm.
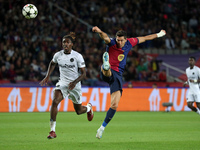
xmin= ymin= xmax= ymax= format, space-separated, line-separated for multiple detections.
xmin=40 ymin=61 xmax=56 ymax=86
xmin=92 ymin=26 xmax=111 ymax=44
xmin=137 ymin=30 xmax=166 ymax=44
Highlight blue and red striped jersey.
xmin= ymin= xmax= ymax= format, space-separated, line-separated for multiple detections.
xmin=106 ymin=38 xmax=138 ymax=75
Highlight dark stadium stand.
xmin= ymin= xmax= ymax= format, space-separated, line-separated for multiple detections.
xmin=0 ymin=0 xmax=200 ymax=87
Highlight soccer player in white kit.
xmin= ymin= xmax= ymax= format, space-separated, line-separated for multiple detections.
xmin=184 ymin=56 xmax=200 ymax=115
xmin=40 ymin=32 xmax=94 ymax=139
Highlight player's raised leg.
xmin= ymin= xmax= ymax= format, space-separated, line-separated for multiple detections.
xmin=87 ymin=103 xmax=94 ymax=121
xmin=73 ymin=103 xmax=94 ymax=121
xmin=101 ymin=52 xmax=112 ymax=77
xmin=187 ymin=102 xmax=198 ymax=113
xmin=102 ymin=52 xmax=110 ymax=71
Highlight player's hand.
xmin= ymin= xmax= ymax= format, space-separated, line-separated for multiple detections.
xmin=92 ymin=26 xmax=101 ymax=33
xmin=189 ymin=79 xmax=193 ymax=83
xmin=40 ymin=76 xmax=49 ymax=86
xmin=189 ymin=79 xmax=197 ymax=83
xmin=157 ymin=30 xmax=166 ymax=38
xmin=183 ymin=81 xmax=188 ymax=87
xmin=68 ymin=82 xmax=76 ymax=90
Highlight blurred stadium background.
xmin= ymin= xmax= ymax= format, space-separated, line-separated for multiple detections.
xmin=1 ymin=1 xmax=200 ymax=149
xmin=1 ymin=0 xmax=200 ymax=88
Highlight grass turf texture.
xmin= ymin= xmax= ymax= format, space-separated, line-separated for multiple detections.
xmin=0 ymin=112 xmax=200 ymax=150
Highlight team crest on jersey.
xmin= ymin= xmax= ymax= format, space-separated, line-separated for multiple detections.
xmin=70 ymin=58 xmax=74 ymax=62
xmin=118 ymin=54 xmax=124 ymax=61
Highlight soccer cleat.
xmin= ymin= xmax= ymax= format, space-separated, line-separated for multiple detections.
xmin=87 ymin=103 xmax=94 ymax=121
xmin=47 ymin=131 xmax=57 ymax=139
xmin=96 ymin=127 xmax=104 ymax=139
xmin=102 ymin=52 xmax=110 ymax=71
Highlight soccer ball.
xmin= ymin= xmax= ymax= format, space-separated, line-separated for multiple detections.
xmin=22 ymin=4 xmax=38 ymax=19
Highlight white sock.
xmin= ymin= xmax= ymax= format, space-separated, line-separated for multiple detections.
xmin=50 ymin=121 xmax=56 ymax=132
xmin=100 ymin=125 xmax=105 ymax=130
xmin=196 ymin=109 xmax=200 ymax=115
xmin=86 ymin=104 xmax=91 ymax=112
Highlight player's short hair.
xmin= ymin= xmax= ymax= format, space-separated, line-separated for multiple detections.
xmin=116 ymin=30 xmax=127 ymax=39
xmin=63 ymin=32 xmax=76 ymax=43
xmin=189 ymin=56 xmax=196 ymax=61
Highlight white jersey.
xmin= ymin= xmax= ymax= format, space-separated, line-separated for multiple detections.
xmin=186 ymin=65 xmax=200 ymax=94
xmin=52 ymin=50 xmax=85 ymax=85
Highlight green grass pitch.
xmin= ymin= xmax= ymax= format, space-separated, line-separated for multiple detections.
xmin=0 ymin=111 xmax=200 ymax=150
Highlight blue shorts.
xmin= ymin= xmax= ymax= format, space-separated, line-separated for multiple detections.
xmin=100 ymin=69 xmax=123 ymax=95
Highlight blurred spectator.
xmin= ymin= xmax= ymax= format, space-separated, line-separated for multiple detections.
xmin=28 ymin=66 xmax=39 ymax=81
xmin=0 ymin=65 xmax=8 ymax=80
xmin=15 ymin=58 xmax=24 ymax=77
xmin=159 ymin=69 xmax=167 ymax=82
xmin=181 ymin=39 xmax=190 ymax=49
xmin=188 ymin=16 xmax=198 ymax=30
xmin=0 ymin=0 xmax=199 ymax=85
xmin=152 ymin=83 xmax=157 ymax=89
xmin=127 ymin=82 xmax=133 ymax=88
xmin=150 ymin=57 xmax=162 ymax=73
xmin=148 ymin=72 xmax=159 ymax=82
xmin=22 ymin=58 xmax=30 ymax=80
xmin=84 ymin=63 xmax=99 ymax=86
xmin=7 ymin=64 xmax=16 ymax=83
xmin=137 ymin=61 xmax=148 ymax=81
xmin=7 ymin=46 xmax=15 ymax=57
xmin=165 ymin=35 xmax=175 ymax=50
xmin=39 ymin=62 xmax=47 ymax=80
xmin=174 ymin=37 xmax=181 ymax=49
xmin=124 ymin=64 xmax=137 ymax=81
xmin=31 ymin=59 xmax=40 ymax=72
xmin=187 ymin=28 xmax=196 ymax=38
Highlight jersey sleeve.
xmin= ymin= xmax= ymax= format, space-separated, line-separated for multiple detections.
xmin=185 ymin=69 xmax=188 ymax=81
xmin=52 ymin=52 xmax=59 ymax=63
xmin=77 ymin=54 xmax=86 ymax=68
xmin=107 ymin=38 xmax=116 ymax=47
xmin=128 ymin=38 xmax=139 ymax=47
xmin=198 ymin=67 xmax=200 ymax=78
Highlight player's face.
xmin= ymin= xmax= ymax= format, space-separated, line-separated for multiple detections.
xmin=62 ymin=38 xmax=73 ymax=54
xmin=188 ymin=58 xmax=195 ymax=66
xmin=116 ymin=36 xmax=127 ymax=48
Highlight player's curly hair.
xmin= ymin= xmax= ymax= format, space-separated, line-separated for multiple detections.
xmin=189 ymin=56 xmax=196 ymax=61
xmin=63 ymin=32 xmax=76 ymax=43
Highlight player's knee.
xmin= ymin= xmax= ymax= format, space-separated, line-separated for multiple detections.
xmin=52 ymin=99 xmax=60 ymax=106
xmin=187 ymin=103 xmax=193 ymax=108
xmin=111 ymin=103 xmax=118 ymax=110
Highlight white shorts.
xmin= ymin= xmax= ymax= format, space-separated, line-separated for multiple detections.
xmin=187 ymin=93 xmax=200 ymax=103
xmin=53 ymin=81 xmax=82 ymax=104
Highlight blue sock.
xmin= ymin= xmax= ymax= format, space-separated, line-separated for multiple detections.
xmin=102 ymin=108 xmax=116 ymax=127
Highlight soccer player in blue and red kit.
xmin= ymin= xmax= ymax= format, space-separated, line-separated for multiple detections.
xmin=92 ymin=26 xmax=166 ymax=139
